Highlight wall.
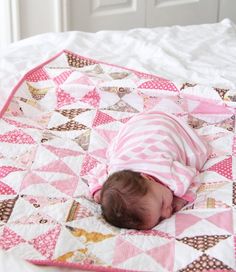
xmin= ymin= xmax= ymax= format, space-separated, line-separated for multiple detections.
xmin=0 ymin=0 xmax=16 ymax=48
xmin=0 ymin=0 xmax=69 ymax=49
xmin=219 ymin=0 xmax=236 ymax=21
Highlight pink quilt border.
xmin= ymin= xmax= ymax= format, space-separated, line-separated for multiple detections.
xmin=30 ymin=259 xmax=134 ymax=272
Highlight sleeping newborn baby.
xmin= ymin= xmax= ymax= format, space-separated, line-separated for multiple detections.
xmin=87 ymin=111 xmax=210 ymax=230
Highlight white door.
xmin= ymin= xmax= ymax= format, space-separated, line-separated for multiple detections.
xmin=69 ymin=0 xmax=146 ymax=31
xmin=146 ymin=0 xmax=219 ymax=27
xmin=219 ymin=0 xmax=236 ymax=22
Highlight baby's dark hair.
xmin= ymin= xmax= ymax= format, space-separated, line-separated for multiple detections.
xmin=100 ymin=169 xmax=149 ymax=230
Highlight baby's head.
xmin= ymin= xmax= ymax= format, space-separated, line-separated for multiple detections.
xmin=100 ymin=170 xmax=173 ymax=230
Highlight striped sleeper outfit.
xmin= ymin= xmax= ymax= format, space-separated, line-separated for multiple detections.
xmin=87 ymin=111 xmax=210 ymax=202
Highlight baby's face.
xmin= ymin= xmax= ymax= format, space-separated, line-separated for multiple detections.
xmin=141 ymin=174 xmax=173 ymax=229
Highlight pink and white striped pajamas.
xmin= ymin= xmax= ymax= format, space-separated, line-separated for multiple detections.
xmin=87 ymin=111 xmax=210 ymax=202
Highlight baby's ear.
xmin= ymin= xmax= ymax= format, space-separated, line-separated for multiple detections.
xmin=94 ymin=190 xmax=101 ymax=203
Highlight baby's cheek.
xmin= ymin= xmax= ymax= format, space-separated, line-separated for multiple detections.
xmin=145 ymin=211 xmax=161 ymax=228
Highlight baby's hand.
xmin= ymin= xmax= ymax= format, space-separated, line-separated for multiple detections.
xmin=172 ymin=196 xmax=188 ymax=213
xmin=93 ymin=190 xmax=101 ymax=204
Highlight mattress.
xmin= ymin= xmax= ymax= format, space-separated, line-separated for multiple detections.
xmin=0 ymin=19 xmax=235 ymax=272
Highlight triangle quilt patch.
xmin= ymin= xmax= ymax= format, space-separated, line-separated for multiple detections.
xmin=104 ymin=99 xmax=139 ymax=113
xmin=53 ymin=70 xmax=73 ymax=85
xmin=146 ymin=240 xmax=175 ymax=271
xmin=0 ymin=129 xmax=35 ymax=144
xmin=92 ymin=110 xmax=116 ymax=127
xmin=0 ymin=181 xmax=17 ymax=195
xmin=177 ymin=235 xmax=230 ymax=252
xmin=112 ymin=236 xmax=143 ymax=265
xmin=0 ymin=166 xmax=23 ymax=179
xmin=207 ymin=157 xmax=233 ymax=180
xmin=175 ymin=213 xmax=202 ymax=236
xmin=66 ymin=52 xmax=97 ymax=68
xmin=35 ymin=159 xmax=76 ymax=176
xmin=25 ymin=68 xmax=50 ymax=82
xmin=56 ymin=88 xmax=77 ymax=108
xmin=56 ymin=108 xmax=90 ymax=119
xmin=139 ymin=79 xmax=178 ymax=91
xmin=29 ymin=225 xmax=61 ymax=259
xmin=26 ymin=82 xmax=49 ymax=100
xmin=80 ymin=88 xmax=100 ymax=108
xmin=179 ymin=253 xmax=233 ymax=271
xmin=0 ymin=227 xmax=26 ymax=250
xmin=206 ymin=210 xmax=233 ymax=234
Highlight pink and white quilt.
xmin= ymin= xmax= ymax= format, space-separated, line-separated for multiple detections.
xmin=0 ymin=50 xmax=235 ymax=272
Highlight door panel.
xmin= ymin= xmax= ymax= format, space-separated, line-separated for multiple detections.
xmin=69 ymin=0 xmax=146 ymax=31
xmin=146 ymin=0 xmax=218 ymax=27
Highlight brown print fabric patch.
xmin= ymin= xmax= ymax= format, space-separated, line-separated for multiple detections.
xmin=74 ymin=130 xmax=91 ymax=151
xmin=214 ymin=88 xmax=229 ymax=100
xmin=188 ymin=115 xmax=235 ymax=132
xmin=26 ymin=82 xmax=48 ymax=100
xmin=66 ymin=200 xmax=92 ymax=222
xmin=0 ymin=196 xmax=18 ymax=223
xmin=56 ymin=108 xmax=90 ymax=119
xmin=233 ymin=182 xmax=236 ymax=206
xmin=40 ymin=131 xmax=60 ymax=143
xmin=178 ymin=235 xmax=230 ymax=252
xmin=105 ymin=100 xmax=139 ymax=113
xmin=49 ymin=120 xmax=88 ymax=131
xmin=217 ymin=115 xmax=235 ymax=132
xmin=188 ymin=115 xmax=208 ymax=129
xmin=109 ymin=72 xmax=129 ymax=80
xmin=66 ymin=52 xmax=97 ymax=68
xmin=179 ymin=253 xmax=233 ymax=271
xmin=101 ymin=87 xmax=131 ymax=98
xmin=180 ymin=82 xmax=197 ymax=90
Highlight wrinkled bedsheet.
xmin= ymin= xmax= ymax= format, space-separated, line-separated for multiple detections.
xmin=0 ymin=19 xmax=236 ymax=272
xmin=0 ymin=49 xmax=235 ymax=272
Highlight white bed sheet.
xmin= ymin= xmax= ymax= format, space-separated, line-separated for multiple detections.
xmin=0 ymin=18 xmax=236 ymax=272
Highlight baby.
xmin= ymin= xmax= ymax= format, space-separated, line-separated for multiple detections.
xmin=88 ymin=111 xmax=210 ymax=230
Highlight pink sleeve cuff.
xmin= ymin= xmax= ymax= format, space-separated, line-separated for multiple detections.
xmin=180 ymin=191 xmax=196 ymax=203
xmin=91 ymin=185 xmax=102 ymax=197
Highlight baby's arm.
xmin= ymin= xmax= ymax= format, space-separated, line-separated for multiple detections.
xmin=86 ymin=162 xmax=107 ymax=203
xmin=172 ymin=177 xmax=201 ymax=213
xmin=93 ymin=189 xmax=102 ymax=203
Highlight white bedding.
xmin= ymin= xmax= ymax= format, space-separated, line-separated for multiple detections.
xmin=1 ymin=19 xmax=236 ymax=114
xmin=0 ymin=19 xmax=236 ymax=271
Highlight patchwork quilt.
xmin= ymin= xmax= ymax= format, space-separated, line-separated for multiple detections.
xmin=0 ymin=50 xmax=235 ymax=272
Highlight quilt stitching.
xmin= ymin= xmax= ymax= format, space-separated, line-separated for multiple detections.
xmin=0 ymin=50 xmax=235 ymax=272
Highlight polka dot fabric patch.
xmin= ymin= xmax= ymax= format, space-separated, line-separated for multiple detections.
xmin=25 ymin=68 xmax=49 ymax=82
xmin=139 ymin=80 xmax=178 ymax=91
xmin=208 ymin=157 xmax=233 ymax=180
